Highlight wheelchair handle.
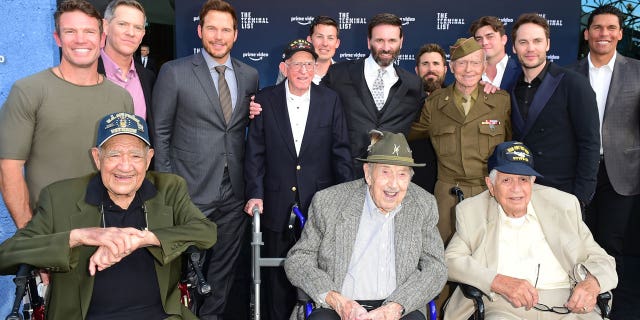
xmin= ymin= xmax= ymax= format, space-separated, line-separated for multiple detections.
xmin=5 ymin=264 xmax=33 ymax=320
xmin=185 ymin=246 xmax=211 ymax=296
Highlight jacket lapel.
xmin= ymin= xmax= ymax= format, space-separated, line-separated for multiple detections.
xmin=228 ymin=59 xmax=251 ymax=128
xmin=334 ymin=181 xmax=366 ymax=285
xmin=192 ymin=54 xmax=225 ymax=123
xmin=270 ymin=83 xmax=298 ymax=158
xmin=464 ymin=91 xmax=493 ymax=124
xmin=351 ymin=60 xmax=379 ymax=121
xmin=71 ymin=199 xmax=101 ymax=319
xmin=439 ymin=86 xmax=466 ymax=124
xmin=483 ymin=199 xmax=500 ymax=271
xmin=604 ymin=55 xmax=626 ymax=118
xmin=298 ymin=85 xmax=321 ymax=157
xmin=520 ymin=65 xmax=564 ymax=137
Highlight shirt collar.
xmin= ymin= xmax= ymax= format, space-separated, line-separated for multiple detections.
xmin=364 ymin=54 xmax=397 ymax=78
xmin=496 ymin=54 xmax=509 ymax=70
xmin=284 ymin=79 xmax=311 ymax=101
xmin=587 ymin=51 xmax=616 ymax=71
xmin=85 ymin=173 xmax=157 ymax=206
xmin=201 ymin=49 xmax=234 ymax=72
xmin=498 ymin=201 xmax=537 ymax=226
xmin=101 ymin=49 xmax=137 ymax=79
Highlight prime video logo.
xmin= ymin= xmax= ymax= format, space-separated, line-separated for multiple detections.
xmin=339 ymin=52 xmax=367 ymax=60
xmin=400 ymin=17 xmax=416 ymax=26
xmin=291 ymin=16 xmax=315 ymax=25
xmin=243 ymin=52 xmax=269 ymax=61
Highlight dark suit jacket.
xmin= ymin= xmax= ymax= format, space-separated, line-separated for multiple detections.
xmin=152 ymin=53 xmax=259 ymax=207
xmin=140 ymin=55 xmax=157 ymax=74
xmin=244 ymin=82 xmax=353 ymax=232
xmin=98 ymin=57 xmax=156 ymax=146
xmin=510 ymin=62 xmax=600 ymax=204
xmin=321 ymin=57 xmax=425 ymax=177
xmin=499 ymin=55 xmax=520 ymax=91
xmin=0 ymin=172 xmax=217 ymax=320
xmin=568 ymin=54 xmax=640 ymax=196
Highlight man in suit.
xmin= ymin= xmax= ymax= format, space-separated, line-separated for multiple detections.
xmin=285 ymin=130 xmax=446 ymax=320
xmin=321 ymin=13 xmax=425 ymax=178
xmin=139 ymin=44 xmax=157 ymax=74
xmin=568 ymin=5 xmax=640 ymax=318
xmin=99 ymin=0 xmax=155 ymax=121
xmin=470 ymin=16 xmax=520 ymax=91
xmin=151 ymin=1 xmax=259 ymax=318
xmin=0 ymin=0 xmax=133 ymax=229
xmin=445 ymin=141 xmax=617 ymax=320
xmin=244 ymin=39 xmax=353 ymax=320
xmin=509 ymin=13 xmax=600 ymax=209
xmin=0 ymin=112 xmax=217 ymax=319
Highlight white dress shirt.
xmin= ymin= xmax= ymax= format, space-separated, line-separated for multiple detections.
xmin=588 ymin=51 xmax=616 ymax=155
xmin=482 ymin=54 xmax=509 ymax=87
xmin=284 ymin=80 xmax=311 ymax=156
xmin=364 ymin=55 xmax=399 ymax=107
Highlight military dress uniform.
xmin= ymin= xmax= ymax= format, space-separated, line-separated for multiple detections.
xmin=409 ymin=84 xmax=511 ymax=244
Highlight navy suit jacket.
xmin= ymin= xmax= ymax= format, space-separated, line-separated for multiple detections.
xmin=321 ymin=57 xmax=425 ymax=177
xmin=244 ymin=82 xmax=354 ymax=232
xmin=510 ymin=62 xmax=600 ymax=204
xmin=568 ymin=54 xmax=640 ymax=196
xmin=499 ymin=56 xmax=520 ymax=91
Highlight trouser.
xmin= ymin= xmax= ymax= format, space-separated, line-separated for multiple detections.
xmin=308 ymin=299 xmax=426 ymax=320
xmin=197 ymin=170 xmax=249 ymax=320
xmin=585 ymin=159 xmax=640 ymax=318
xmin=261 ymin=228 xmax=298 ymax=320
xmin=434 ymin=179 xmax=485 ymax=319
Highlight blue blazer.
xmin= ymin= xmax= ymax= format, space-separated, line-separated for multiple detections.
xmin=510 ymin=62 xmax=600 ymax=204
xmin=244 ymin=82 xmax=354 ymax=232
xmin=499 ymin=56 xmax=520 ymax=91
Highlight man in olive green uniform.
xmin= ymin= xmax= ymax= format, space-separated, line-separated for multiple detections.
xmin=409 ymin=37 xmax=511 ymax=245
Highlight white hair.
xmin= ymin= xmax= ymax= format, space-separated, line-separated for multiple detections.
xmin=487 ymin=169 xmax=534 ymax=184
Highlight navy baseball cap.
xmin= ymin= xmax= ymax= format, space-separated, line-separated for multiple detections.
xmin=96 ymin=112 xmax=150 ymax=147
xmin=487 ymin=141 xmax=543 ymax=178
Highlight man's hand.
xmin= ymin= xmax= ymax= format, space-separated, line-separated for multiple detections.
xmin=491 ymin=274 xmax=539 ymax=310
xmin=244 ymin=199 xmax=263 ymax=216
xmin=565 ymin=274 xmax=600 ymax=314
xmin=479 ymin=80 xmax=499 ymax=94
xmin=361 ymin=302 xmax=404 ymax=320
xmin=326 ymin=291 xmax=368 ymax=320
xmin=249 ymin=95 xmax=262 ymax=119
xmin=87 ymin=229 xmax=159 ymax=275
xmin=69 ymin=227 xmax=146 ymax=257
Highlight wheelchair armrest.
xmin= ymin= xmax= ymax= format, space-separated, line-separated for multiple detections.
xmin=597 ymin=291 xmax=611 ymax=319
xmin=459 ymin=283 xmax=485 ymax=320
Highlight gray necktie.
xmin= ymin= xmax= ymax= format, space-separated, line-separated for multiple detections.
xmin=372 ymin=68 xmax=386 ymax=110
xmin=215 ymin=65 xmax=233 ymax=124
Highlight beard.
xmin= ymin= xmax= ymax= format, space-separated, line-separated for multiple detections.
xmin=422 ymin=75 xmax=445 ymax=94
xmin=371 ymin=46 xmax=400 ymax=67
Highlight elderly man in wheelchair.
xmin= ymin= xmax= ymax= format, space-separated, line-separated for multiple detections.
xmin=444 ymin=141 xmax=617 ymax=320
xmin=285 ymin=131 xmax=447 ymax=320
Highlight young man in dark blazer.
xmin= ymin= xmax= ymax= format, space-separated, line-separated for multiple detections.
xmin=568 ymin=5 xmax=640 ymax=318
xmin=509 ymin=13 xmax=600 ymax=209
xmin=244 ymin=39 xmax=353 ymax=320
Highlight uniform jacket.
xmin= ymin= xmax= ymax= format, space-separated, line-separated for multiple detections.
xmin=152 ymin=52 xmax=259 ymax=206
xmin=510 ymin=62 xmax=600 ymax=204
xmin=285 ymin=179 xmax=447 ymax=316
xmin=321 ymin=58 xmax=425 ymax=174
xmin=0 ymin=172 xmax=217 ymax=320
xmin=444 ymin=185 xmax=618 ymax=320
xmin=568 ymin=54 xmax=640 ymax=196
xmin=409 ymin=84 xmax=511 ymax=183
xmin=244 ymin=82 xmax=353 ymax=232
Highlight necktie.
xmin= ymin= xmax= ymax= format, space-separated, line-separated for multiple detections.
xmin=215 ymin=65 xmax=233 ymax=124
xmin=142 ymin=57 xmax=147 ymax=67
xmin=461 ymin=95 xmax=471 ymax=116
xmin=372 ymin=68 xmax=386 ymax=110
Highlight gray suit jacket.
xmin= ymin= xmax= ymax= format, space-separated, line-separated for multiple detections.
xmin=151 ymin=52 xmax=259 ymax=206
xmin=285 ymin=179 xmax=447 ymax=316
xmin=444 ymin=185 xmax=618 ymax=320
xmin=568 ymin=54 xmax=640 ymax=196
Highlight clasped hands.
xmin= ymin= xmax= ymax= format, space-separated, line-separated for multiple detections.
xmin=491 ymin=273 xmax=601 ymax=314
xmin=326 ymin=291 xmax=404 ymax=320
xmin=69 ymin=227 xmax=158 ymax=275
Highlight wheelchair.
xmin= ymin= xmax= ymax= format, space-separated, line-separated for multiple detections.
xmin=5 ymin=245 xmax=210 ymax=320
xmin=448 ymin=186 xmax=612 ymax=320
xmin=251 ymin=204 xmax=438 ymax=320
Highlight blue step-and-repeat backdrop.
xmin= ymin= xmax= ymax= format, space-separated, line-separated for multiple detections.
xmin=176 ymin=0 xmax=580 ymax=88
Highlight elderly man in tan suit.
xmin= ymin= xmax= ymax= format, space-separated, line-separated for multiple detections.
xmin=409 ymin=37 xmax=511 ymax=246
xmin=445 ymin=141 xmax=617 ymax=320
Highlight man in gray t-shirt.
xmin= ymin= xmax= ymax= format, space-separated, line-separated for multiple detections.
xmin=0 ymin=0 xmax=133 ymax=228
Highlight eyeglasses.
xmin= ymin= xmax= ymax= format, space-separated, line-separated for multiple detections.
xmin=534 ymin=303 xmax=570 ymax=314
xmin=286 ymin=61 xmax=316 ymax=72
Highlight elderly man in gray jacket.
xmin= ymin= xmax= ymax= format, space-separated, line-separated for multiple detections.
xmin=285 ymin=130 xmax=446 ymax=320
